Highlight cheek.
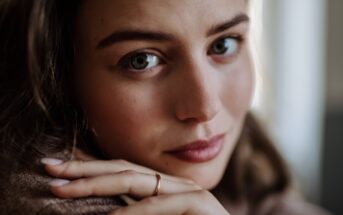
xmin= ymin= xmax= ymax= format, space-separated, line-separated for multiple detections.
xmin=221 ymin=52 xmax=254 ymax=118
xmin=81 ymin=82 xmax=165 ymax=159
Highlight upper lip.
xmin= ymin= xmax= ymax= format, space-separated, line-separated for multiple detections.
xmin=166 ymin=133 xmax=226 ymax=152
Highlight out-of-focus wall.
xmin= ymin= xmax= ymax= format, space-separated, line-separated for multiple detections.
xmin=258 ymin=0 xmax=342 ymax=214
xmin=322 ymin=0 xmax=343 ymax=214
xmin=261 ymin=0 xmax=326 ymax=204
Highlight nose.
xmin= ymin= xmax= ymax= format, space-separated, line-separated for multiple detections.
xmin=173 ymin=56 xmax=221 ymax=124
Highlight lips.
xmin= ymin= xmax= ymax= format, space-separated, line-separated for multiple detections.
xmin=166 ymin=133 xmax=226 ymax=163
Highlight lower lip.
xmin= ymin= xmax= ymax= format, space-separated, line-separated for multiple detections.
xmin=167 ymin=135 xmax=225 ymax=163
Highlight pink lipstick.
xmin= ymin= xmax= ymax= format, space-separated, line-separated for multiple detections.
xmin=166 ymin=133 xmax=225 ymax=163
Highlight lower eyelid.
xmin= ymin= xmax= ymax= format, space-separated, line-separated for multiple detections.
xmin=210 ymin=49 xmax=241 ymax=62
xmin=120 ymin=64 xmax=165 ymax=75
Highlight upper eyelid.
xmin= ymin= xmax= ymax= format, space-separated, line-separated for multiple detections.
xmin=209 ymin=31 xmax=246 ymax=45
xmin=208 ymin=34 xmax=243 ymax=50
xmin=119 ymin=48 xmax=158 ymax=60
xmin=117 ymin=49 xmax=164 ymax=65
xmin=211 ymin=33 xmax=244 ymax=43
xmin=117 ymin=34 xmax=244 ymax=64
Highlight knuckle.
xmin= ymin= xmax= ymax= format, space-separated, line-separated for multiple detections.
xmin=114 ymin=159 xmax=130 ymax=166
xmin=184 ymin=178 xmax=196 ymax=184
xmin=193 ymin=184 xmax=203 ymax=190
xmin=195 ymin=189 xmax=210 ymax=199
xmin=68 ymin=160 xmax=82 ymax=170
xmin=142 ymin=196 xmax=159 ymax=204
xmin=117 ymin=170 xmax=141 ymax=194
xmin=57 ymin=163 xmax=73 ymax=176
xmin=75 ymin=177 xmax=87 ymax=186
xmin=186 ymin=180 xmax=201 ymax=189
xmin=119 ymin=169 xmax=139 ymax=188
xmin=76 ymin=178 xmax=93 ymax=196
xmin=66 ymin=160 xmax=85 ymax=176
xmin=120 ymin=169 xmax=137 ymax=177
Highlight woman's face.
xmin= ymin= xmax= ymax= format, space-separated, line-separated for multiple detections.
xmin=74 ymin=0 xmax=254 ymax=189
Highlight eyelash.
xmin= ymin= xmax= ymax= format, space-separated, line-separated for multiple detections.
xmin=117 ymin=34 xmax=245 ymax=73
xmin=117 ymin=49 xmax=164 ymax=73
xmin=209 ymin=34 xmax=244 ymax=54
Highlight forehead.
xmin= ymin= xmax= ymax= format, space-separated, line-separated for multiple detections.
xmin=75 ymin=0 xmax=247 ymax=48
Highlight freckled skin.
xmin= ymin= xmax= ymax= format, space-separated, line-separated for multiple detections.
xmin=73 ymin=0 xmax=254 ymax=189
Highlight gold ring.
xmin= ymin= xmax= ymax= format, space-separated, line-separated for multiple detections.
xmin=152 ymin=173 xmax=161 ymax=196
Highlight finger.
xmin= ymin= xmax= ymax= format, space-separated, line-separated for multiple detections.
xmin=110 ymin=195 xmax=187 ymax=215
xmin=44 ymin=159 xmax=131 ymax=179
xmin=109 ymin=190 xmax=223 ymax=215
xmin=43 ymin=159 xmax=193 ymax=184
xmin=50 ymin=170 xmax=202 ymax=199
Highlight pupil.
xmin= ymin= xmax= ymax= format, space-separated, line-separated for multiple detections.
xmin=217 ymin=43 xmax=224 ymax=49
xmin=137 ymin=58 xmax=144 ymax=64
xmin=214 ymin=40 xmax=228 ymax=54
xmin=131 ymin=54 xmax=149 ymax=69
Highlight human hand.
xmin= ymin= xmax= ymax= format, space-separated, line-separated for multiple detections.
xmin=41 ymin=149 xmax=229 ymax=215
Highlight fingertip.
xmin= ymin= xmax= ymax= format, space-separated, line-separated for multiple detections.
xmin=43 ymin=162 xmax=63 ymax=178
xmin=49 ymin=179 xmax=70 ymax=187
xmin=50 ymin=188 xmax=70 ymax=198
xmin=41 ymin=158 xmax=64 ymax=166
xmin=49 ymin=180 xmax=73 ymax=198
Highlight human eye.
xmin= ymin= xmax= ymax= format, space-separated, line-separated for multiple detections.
xmin=208 ymin=35 xmax=244 ymax=59
xmin=118 ymin=51 xmax=164 ymax=73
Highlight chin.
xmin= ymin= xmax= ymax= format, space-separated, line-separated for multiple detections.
xmin=192 ymin=174 xmax=222 ymax=190
xmin=160 ymin=154 xmax=231 ymax=190
xmin=176 ymin=166 xmax=224 ymax=190
xmin=177 ymin=152 xmax=232 ymax=190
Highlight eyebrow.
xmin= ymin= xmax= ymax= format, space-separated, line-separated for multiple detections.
xmin=206 ymin=13 xmax=249 ymax=37
xmin=96 ymin=13 xmax=249 ymax=50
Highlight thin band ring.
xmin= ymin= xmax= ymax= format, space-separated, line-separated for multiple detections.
xmin=152 ymin=173 xmax=161 ymax=196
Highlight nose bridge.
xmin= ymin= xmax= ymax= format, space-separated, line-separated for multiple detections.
xmin=174 ymin=53 xmax=220 ymax=123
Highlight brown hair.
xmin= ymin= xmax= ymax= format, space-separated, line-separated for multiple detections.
xmin=222 ymin=112 xmax=290 ymax=208
xmin=0 ymin=0 xmax=289 ymax=209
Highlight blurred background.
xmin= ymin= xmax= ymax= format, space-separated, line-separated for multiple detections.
xmin=250 ymin=0 xmax=343 ymax=214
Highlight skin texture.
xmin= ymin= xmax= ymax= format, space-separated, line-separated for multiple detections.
xmin=73 ymin=0 xmax=254 ymax=190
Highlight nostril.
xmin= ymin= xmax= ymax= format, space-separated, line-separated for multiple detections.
xmin=175 ymin=102 xmax=220 ymax=124
xmin=180 ymin=117 xmax=198 ymax=125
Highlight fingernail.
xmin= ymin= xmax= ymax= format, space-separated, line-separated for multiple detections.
xmin=49 ymin=179 xmax=70 ymax=187
xmin=41 ymin=158 xmax=64 ymax=166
